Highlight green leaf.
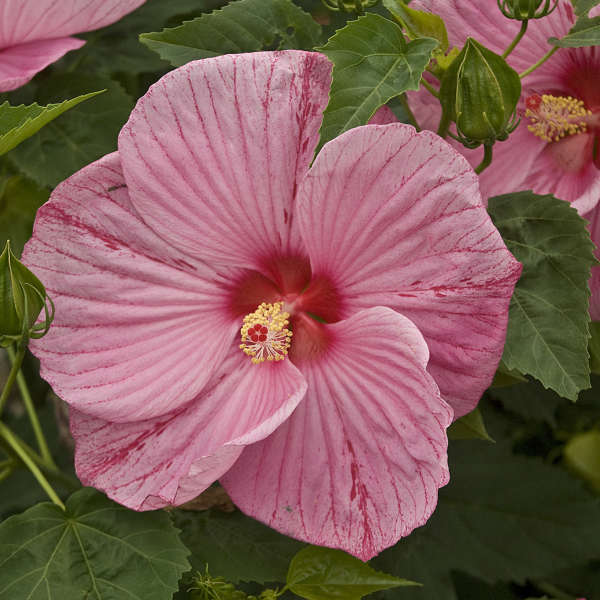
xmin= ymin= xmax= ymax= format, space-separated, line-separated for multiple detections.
xmin=0 ymin=174 xmax=48 ymax=258
xmin=317 ymin=14 xmax=437 ymax=151
xmin=140 ymin=0 xmax=322 ymax=68
xmin=447 ymin=407 xmax=494 ymax=442
xmin=172 ymin=508 xmax=304 ymax=584
xmin=573 ymin=0 xmax=600 ymax=16
xmin=6 ymin=74 xmax=133 ymax=187
xmin=287 ymin=546 xmax=416 ymax=600
xmin=373 ymin=440 xmax=600 ymax=600
xmin=590 ymin=321 xmax=600 ymax=374
xmin=65 ymin=0 xmax=227 ymax=77
xmin=549 ymin=15 xmax=600 ymax=47
xmin=382 ymin=0 xmax=448 ymax=50
xmin=0 ymin=92 xmax=102 ymax=156
xmin=488 ymin=192 xmax=596 ymax=400
xmin=0 ymin=488 xmax=190 ymax=599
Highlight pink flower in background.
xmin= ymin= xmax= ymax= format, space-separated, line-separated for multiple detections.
xmin=23 ymin=51 xmax=521 ymax=559
xmin=0 ymin=0 xmax=146 ymax=92
xmin=409 ymin=0 xmax=600 ymax=216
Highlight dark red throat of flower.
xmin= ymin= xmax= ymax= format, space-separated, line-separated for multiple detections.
xmin=229 ymin=256 xmax=342 ymax=364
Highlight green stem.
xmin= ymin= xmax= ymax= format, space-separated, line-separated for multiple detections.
xmin=0 ymin=421 xmax=65 ymax=509
xmin=0 ymin=429 xmax=79 ymax=491
xmin=0 ymin=344 xmax=25 ymax=416
xmin=503 ymin=20 xmax=528 ymax=58
xmin=475 ymin=144 xmax=494 ymax=174
xmin=420 ymin=77 xmax=439 ymax=98
xmin=7 ymin=346 xmax=55 ymax=467
xmin=437 ymin=110 xmax=451 ymax=139
xmin=534 ymin=580 xmax=577 ymax=600
xmin=520 ymin=45 xmax=558 ymax=78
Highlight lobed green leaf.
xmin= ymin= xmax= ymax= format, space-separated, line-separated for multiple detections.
xmin=0 ymin=488 xmax=190 ymax=600
xmin=488 ymin=192 xmax=596 ymax=400
xmin=317 ymin=14 xmax=437 ymax=151
xmin=0 ymin=92 xmax=102 ymax=156
xmin=139 ymin=0 xmax=322 ymax=68
xmin=447 ymin=408 xmax=494 ymax=442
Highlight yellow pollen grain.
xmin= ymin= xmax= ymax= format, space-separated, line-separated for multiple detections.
xmin=526 ymin=94 xmax=592 ymax=142
xmin=239 ymin=302 xmax=293 ymax=364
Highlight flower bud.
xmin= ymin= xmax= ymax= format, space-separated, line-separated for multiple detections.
xmin=497 ymin=0 xmax=558 ymax=20
xmin=321 ymin=0 xmax=379 ymax=13
xmin=439 ymin=38 xmax=521 ymax=148
xmin=0 ymin=240 xmax=51 ymax=345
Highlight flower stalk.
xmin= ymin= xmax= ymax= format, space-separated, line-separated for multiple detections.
xmin=520 ymin=45 xmax=558 ymax=78
xmin=503 ymin=20 xmax=528 ymax=58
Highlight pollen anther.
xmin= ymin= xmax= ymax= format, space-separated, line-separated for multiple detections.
xmin=525 ymin=94 xmax=592 ymax=142
xmin=239 ymin=302 xmax=292 ymax=364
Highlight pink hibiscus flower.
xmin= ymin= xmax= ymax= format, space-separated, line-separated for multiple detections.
xmin=408 ymin=0 xmax=600 ymax=216
xmin=22 ymin=51 xmax=521 ymax=559
xmin=0 ymin=0 xmax=146 ymax=92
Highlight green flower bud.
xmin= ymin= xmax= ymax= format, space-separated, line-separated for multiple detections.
xmin=0 ymin=240 xmax=52 ymax=346
xmin=321 ymin=0 xmax=379 ymax=14
xmin=497 ymin=0 xmax=558 ymax=20
xmin=439 ymin=38 xmax=521 ymax=148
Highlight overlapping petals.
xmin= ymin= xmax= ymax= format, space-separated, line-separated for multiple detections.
xmin=23 ymin=153 xmax=240 ymax=422
xmin=408 ymin=0 xmax=600 ymax=213
xmin=0 ymin=0 xmax=146 ymax=91
xmin=297 ymin=124 xmax=522 ymax=417
xmin=71 ymin=349 xmax=307 ymax=510
xmin=223 ymin=307 xmax=452 ymax=561
xmin=24 ymin=50 xmax=521 ymax=560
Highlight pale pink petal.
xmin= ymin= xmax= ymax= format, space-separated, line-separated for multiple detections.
xmin=223 ymin=307 xmax=452 ymax=561
xmin=22 ymin=153 xmax=241 ymax=423
xmin=0 ymin=37 xmax=84 ymax=92
xmin=297 ymin=124 xmax=522 ymax=417
xmin=118 ymin=51 xmax=332 ymax=270
xmin=71 ymin=349 xmax=307 ymax=510
xmin=411 ymin=0 xmax=572 ymax=73
xmin=0 ymin=0 xmax=146 ymax=47
xmin=587 ymin=204 xmax=600 ymax=321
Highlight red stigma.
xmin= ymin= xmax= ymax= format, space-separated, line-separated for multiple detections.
xmin=526 ymin=94 xmax=542 ymax=112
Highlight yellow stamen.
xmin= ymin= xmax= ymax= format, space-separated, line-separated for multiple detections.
xmin=239 ymin=302 xmax=292 ymax=364
xmin=526 ymin=94 xmax=592 ymax=142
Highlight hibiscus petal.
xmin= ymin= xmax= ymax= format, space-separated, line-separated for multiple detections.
xmin=0 ymin=0 xmax=146 ymax=47
xmin=223 ymin=307 xmax=452 ymax=561
xmin=298 ymin=124 xmax=522 ymax=417
xmin=0 ymin=37 xmax=84 ymax=92
xmin=118 ymin=51 xmax=332 ymax=269
xmin=22 ymin=152 xmax=239 ymax=422
xmin=410 ymin=0 xmax=572 ymax=73
xmin=71 ymin=348 xmax=307 ymax=510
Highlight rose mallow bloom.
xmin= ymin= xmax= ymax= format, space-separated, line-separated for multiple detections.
xmin=23 ymin=51 xmax=521 ymax=559
xmin=409 ymin=0 xmax=600 ymax=216
xmin=0 ymin=0 xmax=146 ymax=92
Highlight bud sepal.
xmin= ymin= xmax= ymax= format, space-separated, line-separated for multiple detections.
xmin=439 ymin=38 xmax=521 ymax=148
xmin=0 ymin=240 xmax=54 ymax=346
xmin=497 ymin=0 xmax=558 ymax=20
